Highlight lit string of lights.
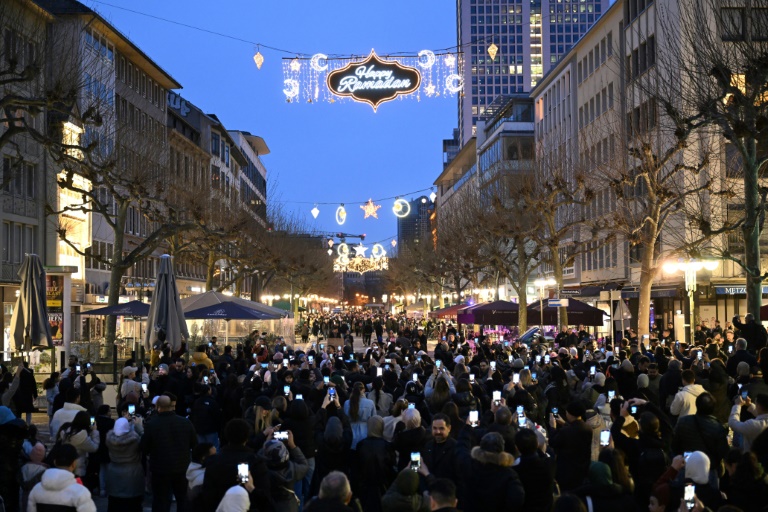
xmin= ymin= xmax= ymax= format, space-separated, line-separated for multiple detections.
xmin=298 ymin=187 xmax=437 ymax=226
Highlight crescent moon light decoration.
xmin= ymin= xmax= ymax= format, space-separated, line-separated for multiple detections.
xmin=335 ymin=205 xmax=347 ymax=225
xmin=445 ymin=74 xmax=464 ymax=94
xmin=392 ymin=198 xmax=411 ymax=218
xmin=371 ymin=244 xmax=387 ymax=259
xmin=310 ymin=53 xmax=328 ymax=72
xmin=283 ymin=79 xmax=300 ymax=98
xmin=417 ymin=49 xmax=436 ymax=69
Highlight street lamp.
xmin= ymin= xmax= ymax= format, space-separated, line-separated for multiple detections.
xmin=534 ymin=277 xmax=556 ymax=332
xmin=662 ymin=258 xmax=719 ymax=344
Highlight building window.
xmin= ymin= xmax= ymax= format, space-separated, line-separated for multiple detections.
xmin=211 ymin=133 xmax=220 ymax=156
xmin=721 ymin=8 xmax=745 ymax=41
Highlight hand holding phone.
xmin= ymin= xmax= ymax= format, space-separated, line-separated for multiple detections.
xmin=410 ymin=452 xmax=421 ymax=471
xmin=469 ymin=410 xmax=479 ymax=427
xmin=600 ymin=430 xmax=610 ymax=446
xmin=237 ymin=463 xmax=249 ymax=484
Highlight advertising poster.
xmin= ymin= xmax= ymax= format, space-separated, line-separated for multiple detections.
xmin=46 ymin=275 xmax=64 ymax=346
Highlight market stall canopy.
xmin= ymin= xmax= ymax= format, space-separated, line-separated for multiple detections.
xmin=9 ymin=254 xmax=52 ymax=351
xmin=181 ymin=290 xmax=292 ymax=319
xmin=457 ymin=300 xmax=520 ymax=325
xmin=185 ymin=302 xmax=276 ymax=320
xmin=78 ymin=300 xmax=149 ymax=317
xmin=527 ymin=298 xmax=607 ymax=326
xmin=428 ymin=302 xmax=470 ymax=319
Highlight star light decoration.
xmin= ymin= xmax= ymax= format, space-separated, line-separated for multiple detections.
xmin=290 ymin=57 xmax=301 ymax=72
xmin=333 ymin=242 xmax=388 ymax=274
xmin=445 ymin=54 xmax=456 ymax=67
xmin=360 ymin=199 xmax=382 ymax=219
xmin=425 ymin=83 xmax=436 ymax=96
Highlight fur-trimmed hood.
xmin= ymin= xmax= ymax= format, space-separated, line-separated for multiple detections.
xmin=471 ymin=446 xmax=514 ymax=467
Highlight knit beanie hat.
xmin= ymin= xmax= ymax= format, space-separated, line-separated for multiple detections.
xmin=368 ymin=415 xmax=384 ymax=438
xmin=29 ymin=442 xmax=46 ymax=464
xmin=260 ymin=439 xmax=289 ymax=467
xmin=621 ymin=359 xmax=634 ymax=373
xmin=589 ymin=461 xmax=614 ymax=486
xmin=593 ymin=373 xmax=606 ymax=386
xmin=737 ymin=362 xmax=751 ymax=377
xmin=114 ymin=418 xmax=131 ymax=436
xmin=637 ymin=374 xmax=650 ymax=389
xmin=685 ymin=451 xmax=710 ymax=484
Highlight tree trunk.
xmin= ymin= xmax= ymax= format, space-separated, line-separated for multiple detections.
xmin=743 ymin=139 xmax=763 ymax=319
xmin=551 ymin=245 xmax=568 ymax=327
xmin=205 ymin=250 xmax=216 ymax=291
xmin=518 ymin=287 xmax=528 ymax=332
xmin=637 ymin=240 xmax=657 ymax=338
xmin=105 ymin=202 xmax=129 ymax=346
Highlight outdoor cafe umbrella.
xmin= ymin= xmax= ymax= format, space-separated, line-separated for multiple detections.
xmin=79 ymin=300 xmax=149 ymax=354
xmin=144 ymin=255 xmax=188 ymax=352
xmin=458 ymin=300 xmax=520 ymax=326
xmin=184 ymin=301 xmax=277 ymax=345
xmin=9 ymin=254 xmax=53 ymax=352
xmin=526 ymin=298 xmax=607 ymax=326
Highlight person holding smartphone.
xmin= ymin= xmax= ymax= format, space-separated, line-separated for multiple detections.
xmin=548 ymin=401 xmax=594 ymax=492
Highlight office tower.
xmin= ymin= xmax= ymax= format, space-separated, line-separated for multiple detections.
xmin=457 ymin=0 xmax=611 ymax=144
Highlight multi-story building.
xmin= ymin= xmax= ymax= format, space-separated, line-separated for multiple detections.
xmin=456 ymin=0 xmax=612 ymax=144
xmin=34 ymin=0 xmax=181 ymax=342
xmin=229 ymin=130 xmax=269 ymax=227
xmin=396 ymin=196 xmax=435 ymax=254
xmin=0 ymin=0 xmax=56 ymax=354
xmin=531 ymin=0 xmax=762 ymax=337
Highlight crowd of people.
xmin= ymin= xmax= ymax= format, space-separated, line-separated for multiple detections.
xmin=0 ymin=311 xmax=767 ymax=512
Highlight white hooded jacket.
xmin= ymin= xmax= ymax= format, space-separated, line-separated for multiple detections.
xmin=215 ymin=485 xmax=250 ymax=512
xmin=670 ymin=384 xmax=705 ymax=418
xmin=27 ymin=468 xmax=97 ymax=512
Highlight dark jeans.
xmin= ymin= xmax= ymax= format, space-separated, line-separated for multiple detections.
xmin=151 ymin=471 xmax=187 ymax=512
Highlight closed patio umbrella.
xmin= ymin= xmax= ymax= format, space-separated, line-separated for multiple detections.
xmin=144 ymin=255 xmax=188 ymax=352
xmin=9 ymin=254 xmax=53 ymax=352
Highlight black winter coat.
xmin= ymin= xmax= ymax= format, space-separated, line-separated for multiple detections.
xmin=672 ymin=414 xmax=729 ymax=469
xmin=354 ymin=437 xmax=396 ymax=512
xmin=549 ymin=419 xmax=593 ymax=492
xmin=0 ymin=418 xmax=28 ymax=512
xmin=140 ymin=411 xmax=197 ymax=474
xmin=392 ymin=425 xmax=431 ymax=472
xmin=201 ymin=444 xmax=271 ymax=512
xmin=516 ymin=452 xmax=555 ymax=512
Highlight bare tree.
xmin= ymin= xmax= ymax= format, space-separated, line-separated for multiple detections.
xmin=652 ymin=0 xmax=768 ymax=318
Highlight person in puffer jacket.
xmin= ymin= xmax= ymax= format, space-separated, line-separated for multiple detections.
xmin=27 ymin=443 xmax=97 ymax=512
xmin=57 ymin=411 xmax=99 ymax=479
xmin=381 ymin=468 xmax=430 ymax=512
xmin=105 ymin=417 xmax=144 ymax=511
xmin=258 ymin=432 xmax=309 ymax=512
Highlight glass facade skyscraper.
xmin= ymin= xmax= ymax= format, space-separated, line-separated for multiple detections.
xmin=457 ymin=0 xmax=611 ymax=144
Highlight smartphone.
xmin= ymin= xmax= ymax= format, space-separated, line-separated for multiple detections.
xmin=552 ymin=407 xmax=559 ymax=418
xmin=296 ymin=394 xmax=303 ymax=400
xmin=608 ymin=390 xmax=615 ymax=399
xmin=442 ymin=336 xmax=446 ymax=341
xmin=141 ymin=383 xmax=148 ymax=393
xmin=631 ymin=405 xmax=638 ymax=415
xmin=684 ymin=483 xmax=695 ymax=511
xmin=436 ymin=360 xmax=442 ymax=369
xmin=273 ymin=431 xmax=289 ymax=441
xmin=492 ymin=391 xmax=501 ymax=404
xmin=518 ymin=416 xmax=527 ymax=428
xmin=600 ymin=430 xmax=610 ymax=447
xmin=309 ymin=355 xmax=314 ymax=364
xmin=283 ymin=385 xmax=290 ymax=396
xmin=86 ymin=362 xmax=91 ymax=369
xmin=90 ymin=416 xmax=96 ymax=426
xmin=127 ymin=404 xmax=136 ymax=416
xmin=536 ymin=355 xmax=541 ymax=363
xmin=742 ymin=390 xmax=749 ymax=400
xmin=320 ymin=343 xmax=324 ymax=350
xmin=410 ymin=452 xmax=421 ymax=471
xmin=260 ymin=363 xmax=268 ymax=369
xmin=377 ymin=367 xmax=383 ymax=377
xmin=203 ymin=376 xmax=209 ymax=384
xmin=585 ymin=350 xmax=590 ymax=356
xmin=729 ymin=345 xmax=733 ymax=353
xmin=474 ymin=337 xmax=479 ymax=343
xmin=282 ymin=360 xmax=288 ymax=368
xmin=545 ymin=355 xmax=551 ymax=364
xmin=469 ymin=410 xmax=479 ymax=427
xmin=590 ymin=366 xmax=596 ymax=376
xmin=208 ymin=342 xmax=213 ymax=347
xmin=504 ymin=341 xmax=509 ymax=347
xmin=470 ymin=374 xmax=476 ymax=383
xmin=328 ymin=388 xmax=336 ymax=398
xmin=237 ymin=462 xmax=249 ymax=484
xmin=684 ymin=451 xmax=692 ymax=460
xmin=697 ymin=351 xmax=703 ymax=361
xmin=408 ymin=403 xmax=416 ymax=409
xmin=253 ymin=353 xmax=258 ymax=359
xmin=516 ymin=405 xmax=524 ymax=415
xmin=676 ymin=341 xmax=680 ymax=349
xmin=513 ymin=373 xmax=520 ymax=384
xmin=531 ymin=372 xmax=537 ymax=380
xmin=508 ymin=355 xmax=513 ymax=363
xmin=324 ymin=376 xmax=330 ymax=384
xmin=75 ymin=365 xmax=81 ymax=373
xmin=412 ymin=373 xmax=418 ymax=382
xmin=490 ymin=361 xmax=497 ymax=371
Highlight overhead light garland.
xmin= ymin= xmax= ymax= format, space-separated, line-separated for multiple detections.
xmin=333 ymin=242 xmax=389 ymax=274
xmin=299 ymin=187 xmax=437 ymax=222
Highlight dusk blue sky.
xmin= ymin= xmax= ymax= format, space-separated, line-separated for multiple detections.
xmin=88 ymin=0 xmax=458 ymax=247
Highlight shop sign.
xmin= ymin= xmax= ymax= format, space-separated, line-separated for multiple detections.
xmin=46 ymin=275 xmax=64 ymax=346
xmin=327 ymin=50 xmax=421 ymax=111
xmin=715 ymin=286 xmax=768 ymax=295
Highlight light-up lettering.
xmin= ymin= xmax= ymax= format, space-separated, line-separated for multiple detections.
xmin=328 ymin=49 xmax=421 ymax=111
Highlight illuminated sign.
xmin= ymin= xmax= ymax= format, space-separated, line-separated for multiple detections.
xmin=327 ymin=50 xmax=421 ymax=111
